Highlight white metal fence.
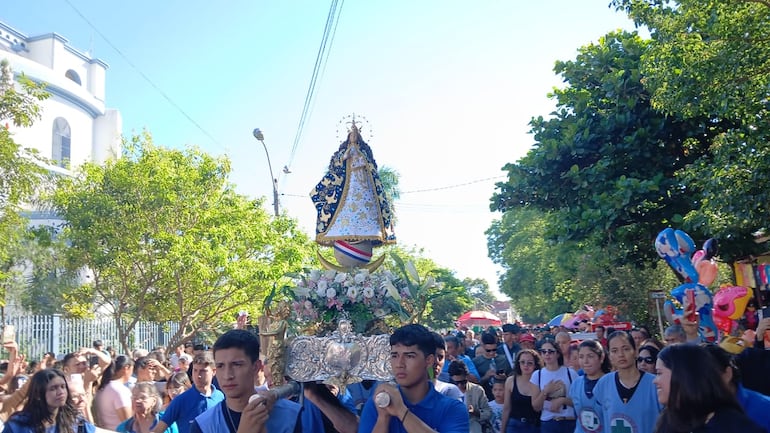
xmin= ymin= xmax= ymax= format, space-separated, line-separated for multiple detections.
xmin=5 ymin=315 xmax=180 ymax=360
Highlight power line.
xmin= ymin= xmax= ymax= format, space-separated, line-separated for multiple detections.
xmin=280 ymin=175 xmax=507 ymax=199
xmin=401 ymin=176 xmax=506 ymax=194
xmin=62 ymin=0 xmax=225 ymax=151
xmin=285 ymin=0 xmax=344 ymax=173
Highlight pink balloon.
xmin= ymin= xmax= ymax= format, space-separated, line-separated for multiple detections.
xmin=691 ymin=249 xmax=705 ymax=266
xmin=696 ymin=259 xmax=718 ymax=286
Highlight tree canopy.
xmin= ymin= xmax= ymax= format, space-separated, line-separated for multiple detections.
xmin=0 ymin=59 xmax=49 ymax=304
xmin=490 ymin=30 xmax=723 ymax=265
xmin=50 ymin=133 xmax=315 ymax=352
xmin=613 ymin=0 xmax=770 ymax=261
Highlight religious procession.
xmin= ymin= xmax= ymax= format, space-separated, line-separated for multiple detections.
xmin=0 ymin=117 xmax=767 ymax=433
xmin=3 ymin=1 xmax=770 ymax=433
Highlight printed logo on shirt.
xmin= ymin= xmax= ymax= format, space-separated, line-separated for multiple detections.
xmin=579 ymin=408 xmax=601 ymax=432
xmin=608 ymin=414 xmax=638 ymax=433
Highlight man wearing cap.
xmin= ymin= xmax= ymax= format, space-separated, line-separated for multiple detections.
xmin=497 ymin=324 xmax=521 ymax=370
xmin=519 ymin=333 xmax=536 ymax=351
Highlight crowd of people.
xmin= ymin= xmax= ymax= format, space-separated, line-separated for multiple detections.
xmin=0 ymin=317 xmax=767 ymax=433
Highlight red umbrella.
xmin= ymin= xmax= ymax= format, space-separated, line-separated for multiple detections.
xmin=456 ymin=310 xmax=502 ymax=327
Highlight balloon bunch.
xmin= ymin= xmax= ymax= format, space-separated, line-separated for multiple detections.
xmin=655 ymin=228 xmax=719 ymax=342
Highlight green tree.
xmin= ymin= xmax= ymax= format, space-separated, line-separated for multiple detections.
xmin=487 ymin=206 xmax=668 ymax=326
xmin=487 ymin=207 xmax=574 ymax=322
xmin=0 ymin=58 xmax=49 ymax=305
xmin=425 ymin=268 xmax=474 ymax=330
xmin=378 ymin=166 xmax=401 ymax=201
xmin=50 ymin=133 xmax=314 ymax=352
xmin=490 ymin=31 xmax=723 ymax=265
xmin=4 ymin=226 xmax=86 ymax=316
xmin=613 ymin=0 xmax=770 ymax=261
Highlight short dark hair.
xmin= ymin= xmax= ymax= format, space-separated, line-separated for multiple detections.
xmin=502 ymin=323 xmax=520 ymax=334
xmin=93 ymin=339 xmax=103 ymax=347
xmin=192 ymin=352 xmax=215 ymax=367
xmin=390 ymin=324 xmax=435 ymax=358
xmin=213 ymin=329 xmax=260 ymax=363
xmin=447 ymin=359 xmax=469 ymax=376
xmin=62 ymin=352 xmax=79 ymax=367
xmin=480 ymin=332 xmax=498 ymax=345
xmin=443 ymin=335 xmax=460 ymax=349
xmin=431 ymin=332 xmax=445 ymax=352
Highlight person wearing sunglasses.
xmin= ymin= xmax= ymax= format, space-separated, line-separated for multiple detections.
xmin=472 ymin=333 xmax=511 ymax=402
xmin=531 ymin=340 xmax=577 ymax=433
xmin=636 ymin=345 xmax=659 ymax=375
xmin=448 ymin=360 xmax=491 ymax=433
xmin=501 ymin=349 xmax=542 ymax=433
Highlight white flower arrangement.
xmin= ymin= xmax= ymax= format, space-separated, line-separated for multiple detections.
xmin=288 ymin=268 xmax=407 ymax=334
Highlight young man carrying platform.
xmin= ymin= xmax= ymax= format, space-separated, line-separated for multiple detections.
xmin=190 ymin=330 xmax=301 ymax=433
xmin=358 ymin=324 xmax=469 ymax=433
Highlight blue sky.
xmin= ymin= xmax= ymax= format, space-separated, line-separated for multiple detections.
xmin=3 ymin=1 xmax=641 ymax=299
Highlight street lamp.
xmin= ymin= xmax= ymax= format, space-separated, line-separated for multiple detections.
xmin=252 ymin=128 xmax=280 ymax=217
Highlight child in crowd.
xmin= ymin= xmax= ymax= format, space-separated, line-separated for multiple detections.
xmin=488 ymin=379 xmax=505 ymax=433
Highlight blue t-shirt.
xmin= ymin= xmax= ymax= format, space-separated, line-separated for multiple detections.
xmin=438 ymin=355 xmax=480 ymax=382
xmin=160 ymin=386 xmax=224 ymax=433
xmin=736 ymin=384 xmax=770 ymax=432
xmin=594 ymin=372 xmax=660 ymax=433
xmin=301 ymin=387 xmax=358 ymax=431
xmin=357 ymin=382 xmax=469 ymax=433
xmin=117 ymin=413 xmax=178 ymax=433
xmin=3 ymin=415 xmax=94 ymax=433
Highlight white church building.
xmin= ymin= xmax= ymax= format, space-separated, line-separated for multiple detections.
xmin=0 ymin=20 xmax=122 ymax=177
xmin=0 ymin=21 xmax=122 ymax=306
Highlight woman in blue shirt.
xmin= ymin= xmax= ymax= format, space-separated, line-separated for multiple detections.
xmin=569 ymin=340 xmax=610 ymax=433
xmin=3 ymin=369 xmax=95 ymax=433
xmin=117 ymin=382 xmax=177 ymax=433
xmin=593 ymin=331 xmax=660 ymax=433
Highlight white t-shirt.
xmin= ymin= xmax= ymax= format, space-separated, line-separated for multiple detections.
xmin=488 ymin=400 xmax=504 ymax=433
xmin=531 ymin=366 xmax=578 ymax=421
xmin=95 ymin=379 xmax=132 ymax=430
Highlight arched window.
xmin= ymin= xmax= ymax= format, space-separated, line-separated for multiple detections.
xmin=52 ymin=117 xmax=71 ymax=168
xmin=65 ymin=69 xmax=81 ymax=85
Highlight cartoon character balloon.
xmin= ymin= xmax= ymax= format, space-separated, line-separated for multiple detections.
xmin=656 ymin=229 xmax=718 ymax=342
xmin=655 ymin=228 xmax=698 ymax=283
xmin=712 ymin=285 xmax=753 ymax=333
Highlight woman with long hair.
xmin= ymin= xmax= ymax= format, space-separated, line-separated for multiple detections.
xmin=116 ymin=382 xmax=177 ymax=433
xmin=530 ymin=340 xmax=577 ymax=433
xmin=501 ymin=348 xmax=543 ymax=433
xmin=162 ymin=372 xmax=191 ymax=411
xmin=2 ymin=369 xmax=94 ymax=433
xmin=653 ymin=344 xmax=764 ymax=433
xmin=569 ymin=340 xmax=610 ymax=433
xmin=94 ymin=355 xmax=134 ymax=430
xmin=593 ymin=331 xmax=660 ymax=433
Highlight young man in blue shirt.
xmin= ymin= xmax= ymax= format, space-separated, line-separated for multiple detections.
xmin=153 ymin=353 xmax=224 ymax=433
xmin=190 ymin=330 xmax=301 ymax=433
xmin=358 ymin=324 xmax=469 ymax=433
